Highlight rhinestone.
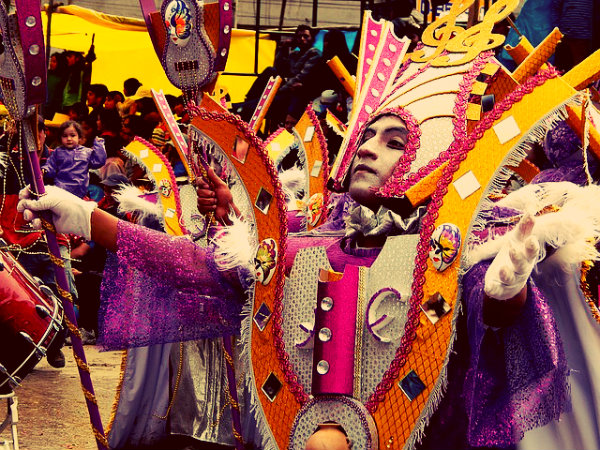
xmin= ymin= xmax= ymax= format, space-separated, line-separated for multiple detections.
xmin=377 ymin=73 xmax=385 ymax=81
xmin=31 ymin=76 xmax=41 ymax=87
xmin=364 ymin=105 xmax=373 ymax=114
xmin=321 ymin=297 xmax=333 ymax=311
xmin=25 ymin=16 xmax=36 ymax=27
xmin=223 ymin=2 xmax=230 ymax=10
xmin=370 ymin=30 xmax=377 ymax=37
xmin=224 ymin=25 xmax=230 ymax=34
xmin=221 ymin=48 xmax=227 ymax=57
xmin=316 ymin=360 xmax=330 ymax=374
xmin=29 ymin=44 xmax=39 ymax=55
xmin=383 ymin=58 xmax=391 ymax=67
xmin=371 ymin=88 xmax=379 ymax=97
xmin=318 ymin=327 xmax=332 ymax=342
xmin=368 ymin=44 xmax=375 ymax=52
xmin=389 ymin=43 xmax=397 ymax=52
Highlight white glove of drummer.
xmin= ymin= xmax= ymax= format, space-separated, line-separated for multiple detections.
xmin=484 ymin=213 xmax=540 ymax=300
xmin=17 ymin=185 xmax=97 ymax=240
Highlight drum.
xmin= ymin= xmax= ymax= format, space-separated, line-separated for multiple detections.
xmin=0 ymin=248 xmax=64 ymax=390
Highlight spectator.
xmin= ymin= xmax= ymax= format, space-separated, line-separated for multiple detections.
xmin=96 ymin=108 xmax=123 ymax=159
xmin=123 ymin=77 xmax=142 ymax=97
xmin=80 ymin=115 xmax=98 ymax=148
xmin=120 ymin=78 xmax=143 ymax=117
xmin=44 ymin=52 xmax=67 ymax=119
xmin=42 ymin=120 xmax=107 ymax=198
xmin=65 ymin=101 xmax=89 ymax=123
xmin=105 ymin=90 xmax=124 ymax=113
xmin=62 ymin=45 xmax=95 ymax=109
xmin=43 ymin=112 xmax=70 ymax=148
xmin=120 ymin=114 xmax=146 ymax=145
xmin=267 ymin=25 xmax=322 ymax=132
xmin=87 ymin=83 xmax=109 ymax=124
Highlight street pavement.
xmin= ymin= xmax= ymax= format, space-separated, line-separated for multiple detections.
xmin=0 ymin=345 xmax=122 ymax=450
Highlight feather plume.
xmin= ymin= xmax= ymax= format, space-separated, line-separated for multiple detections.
xmin=466 ymin=183 xmax=600 ymax=269
xmin=211 ymin=214 xmax=257 ymax=272
xmin=278 ymin=166 xmax=306 ymax=209
xmin=114 ymin=185 xmax=164 ymax=225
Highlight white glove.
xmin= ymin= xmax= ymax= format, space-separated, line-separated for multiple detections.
xmin=17 ymin=185 xmax=97 ymax=240
xmin=484 ymin=214 xmax=540 ymax=300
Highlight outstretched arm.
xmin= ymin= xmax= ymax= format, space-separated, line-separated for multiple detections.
xmin=482 ymin=214 xmax=540 ymax=327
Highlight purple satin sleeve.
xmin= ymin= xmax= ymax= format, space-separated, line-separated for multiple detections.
xmin=461 ymin=262 xmax=570 ymax=448
xmin=98 ymin=220 xmax=245 ymax=350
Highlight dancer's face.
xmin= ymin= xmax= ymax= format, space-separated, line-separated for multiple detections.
xmin=348 ymin=115 xmax=408 ymax=210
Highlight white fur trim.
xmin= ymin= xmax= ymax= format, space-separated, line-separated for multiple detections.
xmin=467 ymin=183 xmax=600 ymax=269
xmin=113 ymin=185 xmax=164 ymax=226
xmin=279 ymin=167 xmax=306 ymax=210
xmin=211 ymin=214 xmax=257 ymax=271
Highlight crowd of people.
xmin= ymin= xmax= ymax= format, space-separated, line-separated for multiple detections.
xmin=1 ymin=73 xmax=191 ymax=367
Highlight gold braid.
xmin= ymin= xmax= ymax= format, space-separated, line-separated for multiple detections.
xmin=153 ymin=342 xmax=185 ymax=420
xmin=48 ymin=251 xmax=64 ymax=268
xmin=57 ymin=285 xmax=73 ymax=304
xmin=40 ymin=217 xmax=56 ymax=233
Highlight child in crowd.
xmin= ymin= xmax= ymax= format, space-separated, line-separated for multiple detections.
xmin=42 ymin=120 xmax=106 ymax=198
xmin=104 ymin=90 xmax=124 ymax=112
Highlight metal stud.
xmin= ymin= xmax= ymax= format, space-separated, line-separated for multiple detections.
xmin=318 ymin=327 xmax=332 ymax=342
xmin=316 ymin=360 xmax=330 ymax=374
xmin=320 ymin=297 xmax=333 ymax=311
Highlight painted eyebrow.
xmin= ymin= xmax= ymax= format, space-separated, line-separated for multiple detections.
xmin=383 ymin=126 xmax=409 ymax=135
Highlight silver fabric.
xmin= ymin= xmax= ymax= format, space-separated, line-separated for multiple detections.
xmin=169 ymin=339 xmax=233 ymax=446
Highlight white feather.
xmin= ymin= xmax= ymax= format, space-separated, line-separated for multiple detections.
xmin=211 ymin=213 xmax=257 ymax=271
xmin=495 ymin=181 xmax=584 ymax=214
xmin=467 ymin=183 xmax=600 ymax=269
xmin=113 ymin=185 xmax=164 ymax=225
xmin=278 ymin=167 xmax=306 ymax=209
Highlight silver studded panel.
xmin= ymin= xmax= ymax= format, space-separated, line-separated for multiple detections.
xmin=282 ymin=245 xmax=332 ymax=393
xmin=281 ymin=234 xmax=419 ymax=402
xmin=359 ymin=234 xmax=419 ymax=401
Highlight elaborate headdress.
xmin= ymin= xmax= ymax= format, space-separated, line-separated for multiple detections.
xmin=329 ymin=0 xmax=518 ymax=200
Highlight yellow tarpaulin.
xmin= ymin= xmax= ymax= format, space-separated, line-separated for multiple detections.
xmin=42 ymin=8 xmax=275 ymax=103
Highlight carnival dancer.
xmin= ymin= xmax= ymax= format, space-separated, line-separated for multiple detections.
xmin=17 ymin=106 xmax=600 ymax=449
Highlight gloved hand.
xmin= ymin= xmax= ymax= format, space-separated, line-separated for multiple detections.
xmin=484 ymin=214 xmax=540 ymax=300
xmin=17 ymin=185 xmax=97 ymax=240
